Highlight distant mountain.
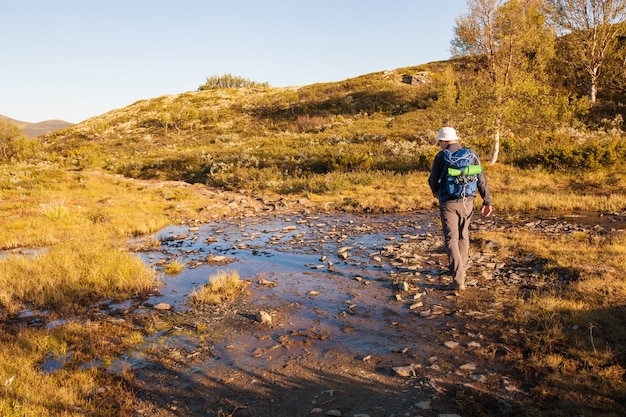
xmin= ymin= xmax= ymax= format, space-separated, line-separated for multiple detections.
xmin=0 ymin=115 xmax=73 ymax=138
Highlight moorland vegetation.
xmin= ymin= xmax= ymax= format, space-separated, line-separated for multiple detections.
xmin=1 ymin=0 xmax=626 ymax=415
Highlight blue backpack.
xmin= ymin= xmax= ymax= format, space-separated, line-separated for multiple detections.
xmin=439 ymin=147 xmax=482 ymax=201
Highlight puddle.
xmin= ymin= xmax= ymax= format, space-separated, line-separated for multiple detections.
xmin=142 ymin=214 xmax=438 ymax=309
xmin=42 ymin=351 xmax=73 ymax=373
xmin=124 ymin=213 xmax=442 ymax=370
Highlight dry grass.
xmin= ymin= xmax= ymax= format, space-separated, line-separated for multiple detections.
xmin=162 ymin=260 xmax=185 ymax=274
xmin=0 ymin=319 xmax=152 ymax=416
xmin=469 ymin=226 xmax=626 ymax=415
xmin=0 ymin=237 xmax=158 ymax=315
xmin=189 ymin=269 xmax=246 ymax=306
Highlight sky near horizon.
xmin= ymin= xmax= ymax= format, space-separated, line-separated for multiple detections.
xmin=1 ymin=0 xmax=468 ymax=124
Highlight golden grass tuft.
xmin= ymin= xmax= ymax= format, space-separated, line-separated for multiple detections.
xmin=162 ymin=260 xmax=185 ymax=275
xmin=189 ymin=269 xmax=246 ymax=306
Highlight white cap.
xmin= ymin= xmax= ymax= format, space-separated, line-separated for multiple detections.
xmin=437 ymin=127 xmax=459 ymax=141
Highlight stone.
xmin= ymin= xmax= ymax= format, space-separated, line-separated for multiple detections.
xmin=416 ymin=400 xmax=431 ymax=410
xmin=392 ymin=364 xmax=417 ymax=377
xmin=256 ymin=311 xmax=272 ymax=325
xmin=154 ymin=302 xmax=171 ymax=311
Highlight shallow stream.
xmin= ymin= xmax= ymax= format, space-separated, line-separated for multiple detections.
xmin=38 ymin=210 xmax=625 ymax=374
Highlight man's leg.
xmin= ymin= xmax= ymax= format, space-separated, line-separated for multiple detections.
xmin=457 ymin=206 xmax=473 ymax=288
xmin=440 ymin=203 xmax=464 ymax=287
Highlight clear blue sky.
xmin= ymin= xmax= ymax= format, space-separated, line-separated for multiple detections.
xmin=1 ymin=0 xmax=468 ymax=124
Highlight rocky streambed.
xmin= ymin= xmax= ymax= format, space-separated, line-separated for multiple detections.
xmin=90 ymin=209 xmax=623 ymax=417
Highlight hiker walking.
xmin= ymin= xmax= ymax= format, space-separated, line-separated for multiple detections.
xmin=428 ymin=127 xmax=492 ymax=291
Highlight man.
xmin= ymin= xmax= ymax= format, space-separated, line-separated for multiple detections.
xmin=428 ymin=127 xmax=492 ymax=291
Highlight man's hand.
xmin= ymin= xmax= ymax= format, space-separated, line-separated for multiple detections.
xmin=481 ymin=205 xmax=492 ymax=217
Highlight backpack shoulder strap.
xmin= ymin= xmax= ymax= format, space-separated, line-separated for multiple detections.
xmin=448 ymin=147 xmax=478 ymax=166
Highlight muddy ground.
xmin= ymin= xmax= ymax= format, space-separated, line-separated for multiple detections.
xmin=88 ymin=194 xmax=622 ymax=417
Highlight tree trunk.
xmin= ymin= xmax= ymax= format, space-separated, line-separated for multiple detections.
xmin=589 ymin=68 xmax=598 ymax=102
xmin=488 ymin=122 xmax=500 ymax=164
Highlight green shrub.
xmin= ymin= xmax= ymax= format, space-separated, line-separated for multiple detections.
xmin=522 ymin=136 xmax=626 ymax=171
xmin=198 ymin=74 xmax=269 ymax=90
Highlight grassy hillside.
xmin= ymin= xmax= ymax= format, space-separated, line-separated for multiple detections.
xmin=41 ymin=63 xmax=454 ymax=181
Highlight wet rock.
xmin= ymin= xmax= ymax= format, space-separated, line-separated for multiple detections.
xmin=498 ymin=399 xmax=513 ymax=412
xmin=161 ymin=233 xmax=188 ymax=242
xmin=257 ymin=276 xmax=276 ymax=287
xmin=416 ymin=400 xmax=431 ymax=410
xmin=471 ymin=374 xmax=487 ymax=383
xmin=256 ymin=311 xmax=272 ymax=325
xmin=392 ymin=364 xmax=419 ymax=377
xmin=154 ymin=302 xmax=171 ymax=311
xmin=207 ymin=255 xmax=235 ymax=265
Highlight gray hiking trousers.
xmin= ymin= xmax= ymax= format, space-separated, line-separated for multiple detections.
xmin=439 ymin=198 xmax=474 ymax=287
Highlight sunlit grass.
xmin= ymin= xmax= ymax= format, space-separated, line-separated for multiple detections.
xmin=0 ymin=320 xmax=146 ymax=416
xmin=162 ymin=259 xmax=185 ymax=274
xmin=0 ymin=237 xmax=158 ymax=315
xmin=189 ymin=269 xmax=247 ymax=306
xmin=471 ymin=226 xmax=626 ymax=415
xmin=0 ymin=167 xmax=209 ymax=250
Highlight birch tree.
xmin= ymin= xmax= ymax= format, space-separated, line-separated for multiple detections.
xmin=452 ymin=0 xmax=555 ymax=164
xmin=549 ymin=0 xmax=626 ymax=102
xmin=0 ymin=119 xmax=23 ymax=160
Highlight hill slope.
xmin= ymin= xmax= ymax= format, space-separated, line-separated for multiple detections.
xmin=0 ymin=114 xmax=73 ymax=138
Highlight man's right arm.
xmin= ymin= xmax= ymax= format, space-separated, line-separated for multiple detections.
xmin=428 ymin=152 xmax=443 ymax=195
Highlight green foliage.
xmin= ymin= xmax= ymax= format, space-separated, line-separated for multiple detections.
xmin=0 ymin=119 xmax=41 ymax=162
xmin=198 ymin=73 xmax=269 ymax=90
xmin=23 ymin=48 xmax=626 ymax=196
xmin=527 ymin=136 xmax=626 ymax=171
